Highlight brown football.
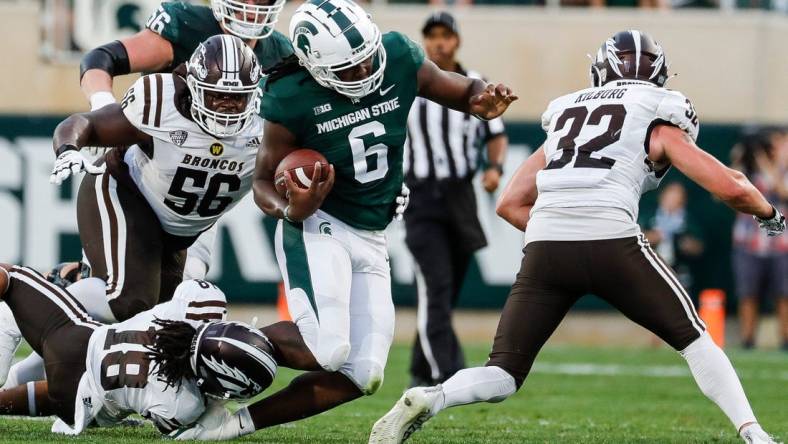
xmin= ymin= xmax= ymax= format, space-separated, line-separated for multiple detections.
xmin=274 ymin=149 xmax=330 ymax=197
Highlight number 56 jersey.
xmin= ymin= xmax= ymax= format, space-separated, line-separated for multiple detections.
xmin=528 ymin=80 xmax=699 ymax=242
xmin=120 ymin=73 xmax=263 ymax=237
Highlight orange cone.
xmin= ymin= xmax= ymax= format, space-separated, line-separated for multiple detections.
xmin=276 ymin=281 xmax=291 ymax=321
xmin=698 ymin=289 xmax=725 ymax=347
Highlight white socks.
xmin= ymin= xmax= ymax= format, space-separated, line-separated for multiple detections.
xmin=3 ymin=352 xmax=45 ymax=388
xmin=680 ymin=333 xmax=757 ymax=431
xmin=66 ymin=277 xmax=117 ymax=324
xmin=433 ymin=366 xmax=517 ymax=414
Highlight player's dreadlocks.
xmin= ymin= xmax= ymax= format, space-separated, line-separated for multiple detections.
xmin=145 ymin=319 xmax=197 ymax=390
xmin=264 ymin=54 xmax=308 ymax=87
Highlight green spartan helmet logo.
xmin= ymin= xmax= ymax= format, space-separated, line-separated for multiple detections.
xmin=319 ymin=222 xmax=332 ymax=236
xmin=294 ymin=21 xmax=318 ymax=57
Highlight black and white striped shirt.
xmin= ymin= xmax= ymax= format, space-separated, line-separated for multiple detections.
xmin=404 ymin=66 xmax=505 ymax=182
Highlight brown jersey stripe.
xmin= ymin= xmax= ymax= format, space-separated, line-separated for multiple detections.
xmin=188 ymin=300 xmax=227 ymax=308
xmin=154 ymin=74 xmax=163 ymax=128
xmin=185 ymin=312 xmax=224 ymax=321
xmin=142 ymin=75 xmax=152 ymax=126
xmin=13 ymin=267 xmax=102 ymax=327
xmin=101 ymin=173 xmax=121 ymax=298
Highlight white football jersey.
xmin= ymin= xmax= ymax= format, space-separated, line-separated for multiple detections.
xmin=55 ymin=280 xmax=228 ymax=435
xmin=526 ymin=80 xmax=699 ymax=244
xmin=120 ymin=73 xmax=263 ymax=237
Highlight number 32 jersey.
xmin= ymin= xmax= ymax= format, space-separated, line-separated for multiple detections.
xmin=526 ymin=80 xmax=699 ymax=244
xmin=121 ymin=73 xmax=263 ymax=237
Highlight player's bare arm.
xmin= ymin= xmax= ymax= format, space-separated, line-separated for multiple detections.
xmin=496 ymin=146 xmax=545 ymax=231
xmin=53 ymin=104 xmax=150 ymax=152
xmin=416 ymin=58 xmax=518 ymax=120
xmin=483 ymin=134 xmax=508 ymax=192
xmin=49 ymin=104 xmax=150 ymax=184
xmin=80 ymin=30 xmax=174 ymax=107
xmin=650 ymin=125 xmax=774 ymax=219
xmin=253 ymin=121 xmax=336 ymax=222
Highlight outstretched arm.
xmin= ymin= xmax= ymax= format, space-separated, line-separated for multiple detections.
xmin=80 ymin=30 xmax=174 ymax=109
xmin=650 ymin=125 xmax=773 ymax=218
xmin=52 ymin=104 xmax=149 ymax=154
xmin=416 ymin=59 xmax=518 ymax=120
xmin=496 ymin=147 xmax=545 ymax=231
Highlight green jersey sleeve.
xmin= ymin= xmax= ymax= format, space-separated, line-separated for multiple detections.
xmin=384 ymin=31 xmax=425 ymax=78
xmin=257 ymin=31 xmax=295 ymax=73
xmin=145 ymin=2 xmax=223 ymax=69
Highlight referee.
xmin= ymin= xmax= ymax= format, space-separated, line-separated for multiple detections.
xmin=404 ymin=11 xmax=508 ymax=387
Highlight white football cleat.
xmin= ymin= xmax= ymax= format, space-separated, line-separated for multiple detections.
xmin=0 ymin=302 xmax=22 ymax=387
xmin=740 ymin=423 xmax=780 ymax=444
xmin=368 ymin=385 xmax=443 ymax=444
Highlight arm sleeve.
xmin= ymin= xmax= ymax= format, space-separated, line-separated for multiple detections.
xmin=655 ymin=90 xmax=700 ymax=142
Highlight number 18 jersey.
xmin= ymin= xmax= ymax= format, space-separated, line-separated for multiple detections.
xmin=526 ymin=80 xmax=699 ymax=244
xmin=120 ymin=73 xmax=263 ymax=237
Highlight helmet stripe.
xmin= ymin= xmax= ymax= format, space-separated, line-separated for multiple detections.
xmin=308 ymin=0 xmax=365 ymax=49
xmin=631 ymin=29 xmax=642 ymax=77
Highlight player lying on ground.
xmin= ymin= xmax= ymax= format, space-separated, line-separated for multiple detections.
xmin=78 ymin=0 xmax=292 ymax=282
xmin=369 ymin=30 xmax=786 ymax=444
xmin=0 ymin=267 xmax=276 ymax=435
xmin=0 ymin=34 xmax=266 ymax=390
xmin=169 ymin=0 xmax=516 ymax=440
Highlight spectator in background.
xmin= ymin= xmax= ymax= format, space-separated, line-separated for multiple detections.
xmin=641 ymin=182 xmax=705 ymax=294
xmin=403 ymin=12 xmax=508 ymax=387
xmin=730 ymin=127 xmax=788 ymax=350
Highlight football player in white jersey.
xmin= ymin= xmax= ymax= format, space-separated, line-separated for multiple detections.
xmin=370 ymin=30 xmax=785 ymax=444
xmin=0 ymin=265 xmax=276 ymax=435
xmin=0 ymin=33 xmax=263 ymax=390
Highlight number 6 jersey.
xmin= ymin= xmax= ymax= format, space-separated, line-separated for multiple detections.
xmin=525 ymin=80 xmax=700 ymax=245
xmin=120 ymin=73 xmax=263 ymax=237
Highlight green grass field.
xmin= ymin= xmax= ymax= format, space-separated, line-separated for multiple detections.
xmin=0 ymin=342 xmax=785 ymax=443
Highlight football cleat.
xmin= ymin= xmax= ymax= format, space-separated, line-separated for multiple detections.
xmin=740 ymin=423 xmax=781 ymax=444
xmin=0 ymin=302 xmax=22 ymax=387
xmin=368 ymin=385 xmax=443 ymax=444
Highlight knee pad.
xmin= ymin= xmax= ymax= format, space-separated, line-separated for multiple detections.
xmin=341 ymin=359 xmax=386 ymax=396
xmin=314 ymin=341 xmax=351 ymax=372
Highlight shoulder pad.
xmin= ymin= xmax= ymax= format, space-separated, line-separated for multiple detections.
xmin=121 ymin=74 xmax=174 ymax=132
xmin=654 ymin=89 xmax=700 ymax=142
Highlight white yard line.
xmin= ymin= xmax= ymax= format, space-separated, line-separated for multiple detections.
xmin=532 ymin=362 xmax=788 ymax=381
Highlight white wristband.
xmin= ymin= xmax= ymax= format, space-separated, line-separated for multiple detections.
xmin=89 ymin=91 xmax=116 ymax=111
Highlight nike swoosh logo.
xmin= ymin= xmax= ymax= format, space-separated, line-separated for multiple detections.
xmin=379 ymin=84 xmax=396 ymax=96
xmin=239 ymin=415 xmax=245 ymax=430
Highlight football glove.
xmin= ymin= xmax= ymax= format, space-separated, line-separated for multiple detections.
xmin=170 ymin=403 xmax=254 ymax=441
xmin=754 ymin=206 xmax=786 ymax=237
xmin=50 ymin=149 xmax=106 ymax=185
xmin=393 ymin=183 xmax=410 ymax=221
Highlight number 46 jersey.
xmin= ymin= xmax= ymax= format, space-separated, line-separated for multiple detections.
xmin=528 ymin=80 xmax=699 ymax=242
xmin=120 ymin=73 xmax=263 ymax=237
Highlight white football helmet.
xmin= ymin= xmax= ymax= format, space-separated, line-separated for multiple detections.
xmin=211 ymin=0 xmax=285 ymax=40
xmin=289 ymin=0 xmax=386 ymax=99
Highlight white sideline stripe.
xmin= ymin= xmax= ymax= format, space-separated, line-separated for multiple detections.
xmin=414 ymin=264 xmax=441 ymax=381
xmin=532 ymin=362 xmax=788 ymax=381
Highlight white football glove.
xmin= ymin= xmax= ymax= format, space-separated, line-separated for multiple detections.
xmin=754 ymin=206 xmax=786 ymax=237
xmin=393 ymin=183 xmax=410 ymax=221
xmin=50 ymin=149 xmax=106 ymax=185
xmin=169 ymin=403 xmax=254 ymax=441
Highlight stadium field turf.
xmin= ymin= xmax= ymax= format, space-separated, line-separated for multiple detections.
xmin=0 ymin=342 xmax=785 ymax=443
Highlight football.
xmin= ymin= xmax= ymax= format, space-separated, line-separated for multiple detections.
xmin=274 ymin=149 xmax=330 ymax=197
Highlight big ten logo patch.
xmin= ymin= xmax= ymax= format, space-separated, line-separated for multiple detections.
xmin=210 ymin=142 xmax=224 ymax=156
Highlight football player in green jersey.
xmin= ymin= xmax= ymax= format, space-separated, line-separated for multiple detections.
xmin=170 ymin=0 xmax=516 ymax=440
